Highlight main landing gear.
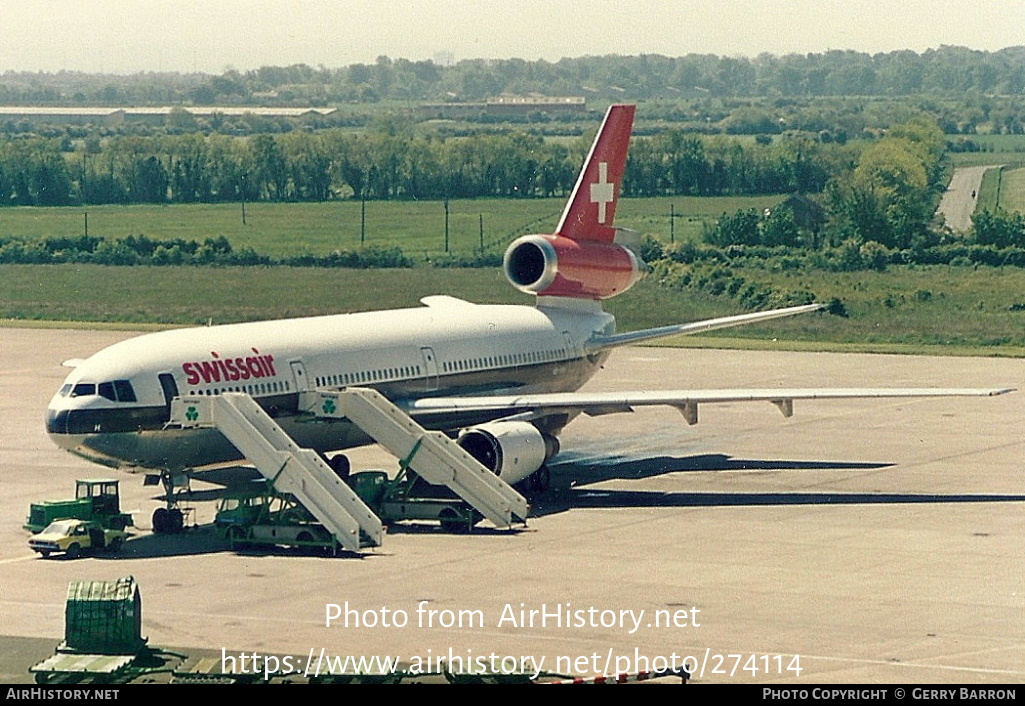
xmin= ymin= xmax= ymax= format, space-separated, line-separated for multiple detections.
xmin=516 ymin=466 xmax=551 ymax=495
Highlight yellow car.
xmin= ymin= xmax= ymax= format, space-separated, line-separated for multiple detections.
xmin=29 ymin=519 xmax=127 ymax=558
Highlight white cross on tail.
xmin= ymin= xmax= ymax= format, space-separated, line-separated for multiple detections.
xmin=590 ymin=161 xmax=615 ymax=224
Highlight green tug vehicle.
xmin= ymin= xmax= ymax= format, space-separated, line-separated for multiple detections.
xmin=24 ymin=479 xmax=133 ymax=533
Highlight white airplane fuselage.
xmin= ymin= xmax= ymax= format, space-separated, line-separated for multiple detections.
xmin=46 ymin=298 xmax=615 ymax=472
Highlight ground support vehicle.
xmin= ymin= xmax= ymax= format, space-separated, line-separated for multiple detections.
xmin=170 ymin=388 xmax=528 ymax=553
xmin=215 ymin=462 xmax=484 ymax=555
xmin=28 ymin=519 xmax=128 ymax=558
xmin=30 ymin=577 xmax=186 ymax=684
xmin=350 ymin=462 xmax=484 ymax=534
xmin=30 ymin=577 xmax=688 ymax=684
xmin=215 ymin=486 xmax=341 ymax=554
xmin=24 ymin=479 xmax=133 ymax=533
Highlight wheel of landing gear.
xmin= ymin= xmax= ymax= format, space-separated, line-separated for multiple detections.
xmin=168 ymin=508 xmax=184 ymax=534
xmin=152 ymin=507 xmax=169 ymax=533
xmin=534 ymin=466 xmax=551 ymax=493
xmin=329 ymin=454 xmax=351 ymax=483
xmin=517 ymin=467 xmax=551 ymax=495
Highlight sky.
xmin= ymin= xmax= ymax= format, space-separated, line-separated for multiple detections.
xmin=1 ymin=0 xmax=1023 ymax=75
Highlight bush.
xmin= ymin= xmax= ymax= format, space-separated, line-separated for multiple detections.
xmin=0 ymin=234 xmax=405 ymax=268
xmin=431 ymin=252 xmax=503 ymax=268
xmin=824 ymin=297 xmax=849 ymax=317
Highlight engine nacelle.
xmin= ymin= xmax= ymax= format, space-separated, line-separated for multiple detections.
xmin=456 ymin=421 xmax=548 ymax=486
xmin=503 ymin=234 xmax=646 ymax=300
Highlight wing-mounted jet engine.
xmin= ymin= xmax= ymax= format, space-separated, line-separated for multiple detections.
xmin=456 ymin=421 xmax=559 ymax=492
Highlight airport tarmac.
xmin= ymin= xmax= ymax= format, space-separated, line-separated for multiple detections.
xmin=1 ymin=326 xmax=1022 ymax=684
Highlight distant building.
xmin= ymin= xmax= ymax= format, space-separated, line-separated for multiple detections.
xmin=416 ymin=95 xmax=585 ymax=120
xmin=778 ymin=193 xmax=826 ymax=232
xmin=485 ymin=95 xmax=586 ymax=116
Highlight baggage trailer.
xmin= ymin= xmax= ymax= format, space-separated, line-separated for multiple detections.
xmin=29 ymin=577 xmax=182 ymax=684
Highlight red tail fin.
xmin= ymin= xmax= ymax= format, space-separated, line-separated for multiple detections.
xmin=503 ymin=104 xmax=644 ymax=302
xmin=555 ymin=104 xmax=635 ymax=243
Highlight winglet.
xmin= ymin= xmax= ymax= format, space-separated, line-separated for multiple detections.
xmin=555 ymin=104 xmax=635 ymax=243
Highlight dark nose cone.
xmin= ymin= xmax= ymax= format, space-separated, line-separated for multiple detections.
xmin=45 ymin=408 xmax=69 ymax=435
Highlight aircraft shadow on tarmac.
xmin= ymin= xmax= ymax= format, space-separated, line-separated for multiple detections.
xmin=67 ymin=452 xmax=1023 ymax=560
xmin=528 ymin=452 xmax=1025 ymax=518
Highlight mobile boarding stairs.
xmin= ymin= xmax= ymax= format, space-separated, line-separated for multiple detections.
xmin=168 ymin=388 xmax=529 ymax=553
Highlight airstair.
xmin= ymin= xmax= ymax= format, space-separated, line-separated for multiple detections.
xmin=299 ymin=388 xmax=528 ymax=529
xmin=169 ymin=388 xmax=527 ymax=552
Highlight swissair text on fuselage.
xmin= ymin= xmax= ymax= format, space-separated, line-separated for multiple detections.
xmin=183 ymin=349 xmax=278 ymax=386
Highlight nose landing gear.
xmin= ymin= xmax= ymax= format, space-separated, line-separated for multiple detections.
xmin=146 ymin=471 xmax=195 ymax=534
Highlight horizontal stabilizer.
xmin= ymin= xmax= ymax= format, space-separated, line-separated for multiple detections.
xmin=586 ymin=303 xmax=823 ymax=352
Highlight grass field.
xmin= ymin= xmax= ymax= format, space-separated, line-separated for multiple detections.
xmin=2 ymin=190 xmax=1024 ymax=356
xmin=996 ymin=167 xmax=1025 ymax=213
xmin=5 ymin=262 xmax=1025 ymax=355
xmin=721 ymin=265 xmax=1025 ymax=349
xmin=976 ymin=167 xmax=1002 ymax=212
xmin=0 ymin=195 xmax=785 ymax=258
xmin=948 ymin=134 xmax=1025 ymax=170
xmin=975 ymin=166 xmax=1025 ymax=214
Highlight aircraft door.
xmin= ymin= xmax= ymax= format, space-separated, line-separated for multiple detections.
xmin=157 ymin=373 xmax=179 ymax=421
xmin=289 ymin=360 xmax=310 ymax=392
xmin=420 ymin=347 xmax=439 ymax=391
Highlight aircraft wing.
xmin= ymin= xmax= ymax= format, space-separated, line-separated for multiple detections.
xmin=407 ymin=387 xmax=1014 ymax=426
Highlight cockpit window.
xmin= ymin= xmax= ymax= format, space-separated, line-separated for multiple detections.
xmin=68 ymin=380 xmax=136 ymax=402
xmin=114 ymin=380 xmax=137 ymax=402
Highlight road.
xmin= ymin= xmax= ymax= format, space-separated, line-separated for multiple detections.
xmin=936 ymin=165 xmax=1000 ymax=232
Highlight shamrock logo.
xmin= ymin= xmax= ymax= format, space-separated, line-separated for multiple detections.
xmin=185 ymin=406 xmax=199 ymax=422
xmin=322 ymin=399 xmax=337 ymax=415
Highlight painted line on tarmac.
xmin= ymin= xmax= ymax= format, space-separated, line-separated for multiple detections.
xmin=0 ymin=555 xmax=38 ymax=566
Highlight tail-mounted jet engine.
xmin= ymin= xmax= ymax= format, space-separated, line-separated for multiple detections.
xmin=455 ymin=421 xmax=556 ymax=486
xmin=503 ymin=233 xmax=647 ymax=300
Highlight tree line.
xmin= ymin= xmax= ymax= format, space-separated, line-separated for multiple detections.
xmin=0 ymin=129 xmax=855 ymax=206
xmin=3 ymin=46 xmax=1025 ymax=106
xmin=704 ymin=116 xmax=949 ymax=251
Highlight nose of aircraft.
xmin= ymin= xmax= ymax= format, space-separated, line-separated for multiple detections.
xmin=45 ymin=384 xmax=93 ymax=448
xmin=45 ymin=403 xmax=77 ymax=449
